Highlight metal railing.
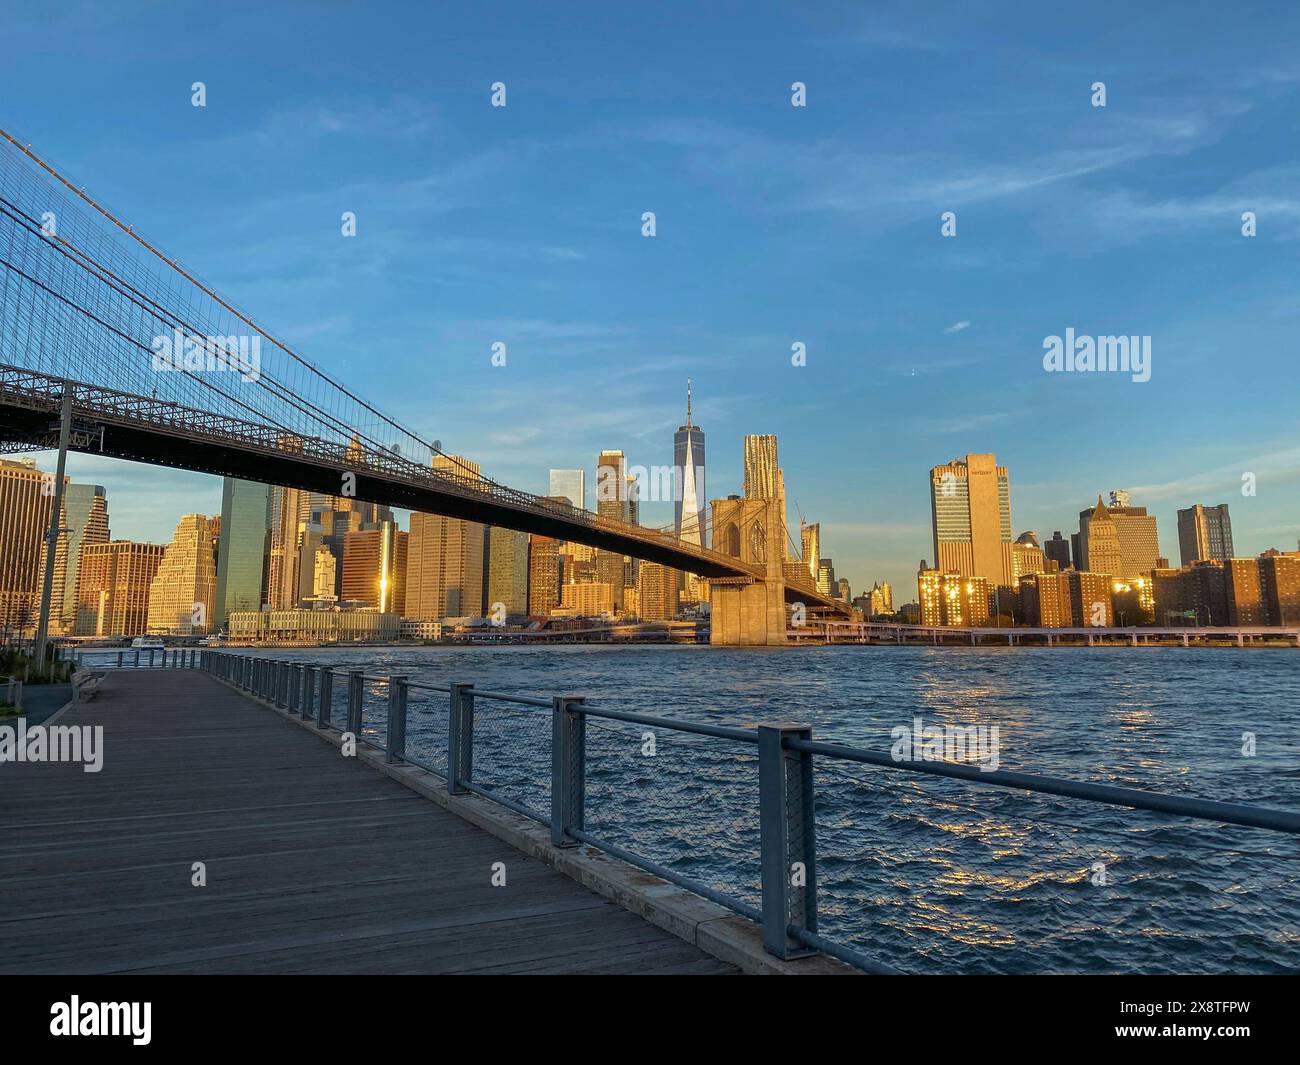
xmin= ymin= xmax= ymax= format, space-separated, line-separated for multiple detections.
xmin=196 ymin=651 xmax=1300 ymax=975
xmin=89 ymin=647 xmax=204 ymax=670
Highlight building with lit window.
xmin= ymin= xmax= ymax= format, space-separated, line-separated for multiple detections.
xmin=147 ymin=514 xmax=218 ymax=635
xmin=929 ymin=453 xmax=1014 ymax=587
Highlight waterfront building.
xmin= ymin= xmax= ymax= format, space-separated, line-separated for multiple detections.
xmin=40 ymin=483 xmax=109 ymax=636
xmin=929 ymin=453 xmax=1014 ymax=588
xmin=341 ymin=520 xmax=408 ymax=614
xmin=528 ymin=533 xmax=562 ymax=615
xmin=637 ymin=560 xmax=682 ymax=621
xmin=1178 ymin=504 xmax=1233 ymax=566
xmin=1151 ymin=561 xmax=1228 ymax=626
xmin=487 ymin=526 xmax=530 ymax=616
xmin=836 ymin=577 xmax=851 ymax=603
xmin=1019 ymin=571 xmax=1072 ymax=628
xmin=226 ymin=608 xmax=400 ymax=644
xmin=1260 ymin=552 xmax=1300 ymax=625
xmin=407 ymin=455 xmax=486 ymax=619
xmin=1068 ymin=570 xmax=1115 ymax=627
xmin=1224 ymin=553 xmax=1300 ymax=625
xmin=147 ymin=515 xmax=218 ymax=635
xmin=918 ymin=562 xmax=989 ymax=626
xmin=76 ymin=541 xmax=165 ymax=636
xmin=561 ymin=581 xmax=614 ymax=616
xmin=1109 ymin=576 xmax=1155 ymax=625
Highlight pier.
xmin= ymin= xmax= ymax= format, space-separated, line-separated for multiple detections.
xmin=0 ymin=670 xmax=743 ymax=974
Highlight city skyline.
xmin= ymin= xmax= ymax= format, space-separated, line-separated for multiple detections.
xmin=4 ymin=4 xmax=1299 ymax=597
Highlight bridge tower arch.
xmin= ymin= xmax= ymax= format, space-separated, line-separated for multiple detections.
xmin=707 ymin=496 xmax=788 ymax=646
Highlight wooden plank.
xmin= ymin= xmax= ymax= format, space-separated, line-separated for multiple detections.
xmin=0 ymin=670 xmax=736 ymax=975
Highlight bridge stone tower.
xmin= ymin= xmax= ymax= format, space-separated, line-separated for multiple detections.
xmin=707 ymin=496 xmax=787 ymax=646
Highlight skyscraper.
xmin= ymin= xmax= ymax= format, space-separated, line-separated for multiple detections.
xmin=407 ymin=454 xmax=486 ymax=619
xmin=267 ymin=484 xmax=312 ymax=610
xmin=674 ymin=381 xmax=707 ymax=546
xmin=1043 ymin=530 xmax=1072 ymax=570
xmin=929 ymin=453 xmax=1014 ymax=587
xmin=77 ymin=541 xmax=165 ymax=636
xmin=1077 ymin=497 xmax=1122 ymax=575
xmin=1178 ymin=504 xmax=1233 ymax=566
xmin=147 ymin=514 xmax=218 ymax=635
xmin=1108 ymin=498 xmax=1161 ymax=576
xmin=487 ymin=526 xmax=530 ymax=616
xmin=341 ymin=520 xmax=408 ymax=613
xmin=801 ymin=521 xmax=820 ymax=582
xmin=44 ymin=483 xmax=109 ymax=636
xmin=595 ymin=450 xmax=628 ymax=610
xmin=548 ymin=469 xmax=586 ymax=511
xmin=0 ymin=458 xmax=57 ymax=636
xmin=215 ymin=477 xmax=270 ymax=627
xmin=743 ymin=435 xmax=779 ymax=499
xmin=743 ymin=434 xmax=788 ymax=557
xmin=528 ymin=533 xmax=562 ymax=615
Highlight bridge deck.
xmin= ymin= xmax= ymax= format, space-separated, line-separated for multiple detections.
xmin=0 ymin=671 xmax=735 ymax=974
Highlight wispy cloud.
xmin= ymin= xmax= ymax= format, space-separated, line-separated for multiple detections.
xmin=944 ymin=320 xmax=970 ymax=334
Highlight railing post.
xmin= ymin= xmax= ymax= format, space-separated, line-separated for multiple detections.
xmin=758 ymin=724 xmax=817 ymax=959
xmin=448 ymin=683 xmax=474 ymax=794
xmin=302 ymin=665 xmax=316 ymax=720
xmin=277 ymin=663 xmax=288 ymax=708
xmin=550 ymin=696 xmax=586 ymax=847
xmin=116 ymin=650 xmax=123 ymax=668
xmin=318 ymin=668 xmax=333 ymax=729
xmin=133 ymin=648 xmax=140 ymax=667
xmin=387 ymin=676 xmax=408 ymax=762
xmin=347 ymin=670 xmax=363 ymax=734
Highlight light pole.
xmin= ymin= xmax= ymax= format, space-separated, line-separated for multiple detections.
xmin=33 ymin=386 xmax=73 ymax=669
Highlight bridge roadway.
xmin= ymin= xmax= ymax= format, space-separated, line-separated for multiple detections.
xmin=0 ymin=670 xmax=736 ymax=974
xmin=0 ymin=366 xmax=847 ymax=615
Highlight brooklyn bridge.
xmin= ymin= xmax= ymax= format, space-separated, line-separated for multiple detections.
xmin=0 ymin=127 xmax=850 ymax=645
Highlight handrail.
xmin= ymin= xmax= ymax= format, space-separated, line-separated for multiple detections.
xmin=786 ymin=737 xmax=1300 ymax=834
xmin=194 ymin=650 xmax=1300 ymax=975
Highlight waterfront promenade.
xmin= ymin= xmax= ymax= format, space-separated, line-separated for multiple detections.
xmin=0 ymin=670 xmax=738 ymax=974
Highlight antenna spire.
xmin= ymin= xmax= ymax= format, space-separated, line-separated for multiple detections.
xmin=686 ymin=378 xmax=692 ymax=427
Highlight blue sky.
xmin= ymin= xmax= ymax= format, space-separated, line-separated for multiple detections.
xmin=3 ymin=0 xmax=1299 ymax=598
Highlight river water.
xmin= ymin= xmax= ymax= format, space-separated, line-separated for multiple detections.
xmin=97 ymin=643 xmax=1300 ymax=974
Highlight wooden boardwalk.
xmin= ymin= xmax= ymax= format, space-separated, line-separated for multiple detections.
xmin=0 ymin=670 xmax=735 ymax=974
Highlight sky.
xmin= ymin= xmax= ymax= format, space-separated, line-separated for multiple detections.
xmin=2 ymin=0 xmax=1299 ymax=598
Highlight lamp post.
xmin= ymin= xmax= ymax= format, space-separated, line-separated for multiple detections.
xmin=33 ymin=387 xmax=74 ymax=669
